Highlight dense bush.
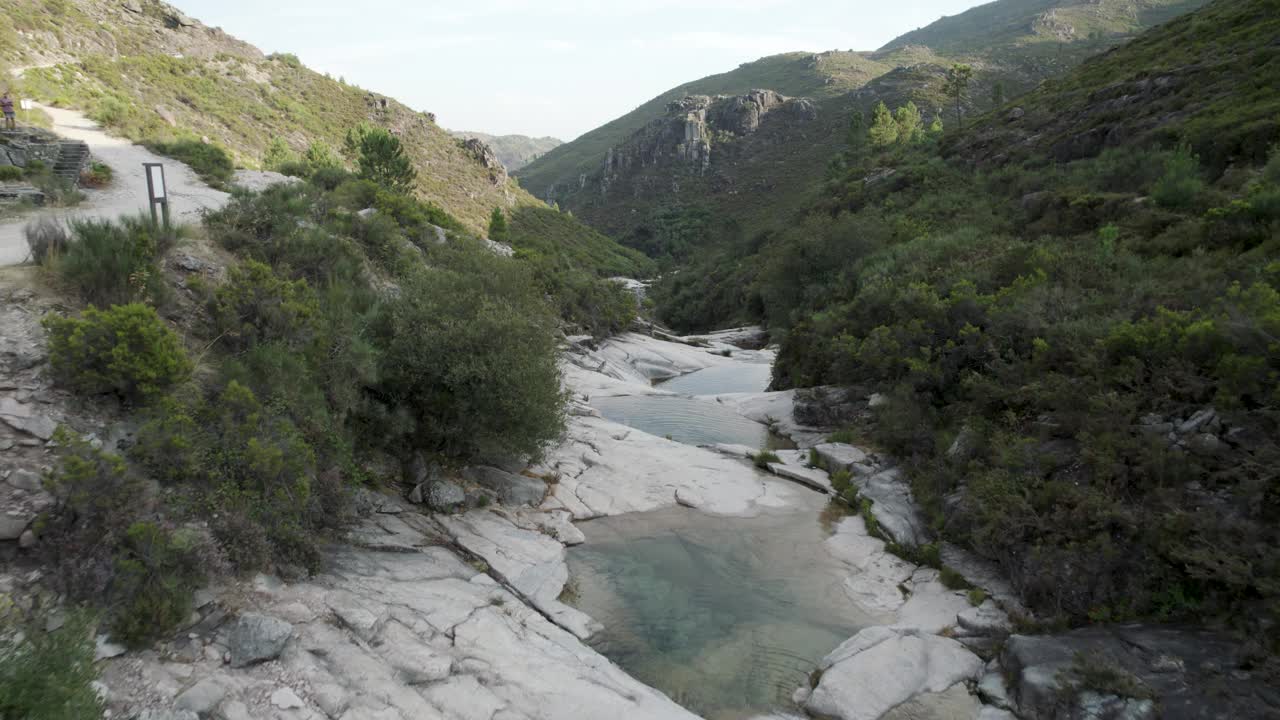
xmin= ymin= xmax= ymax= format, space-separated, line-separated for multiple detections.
xmin=110 ymin=522 xmax=214 ymax=648
xmin=212 ymin=259 xmax=320 ymax=351
xmin=132 ymin=381 xmax=332 ymax=572
xmin=0 ymin=610 xmax=104 ymax=720
xmin=371 ymin=258 xmax=567 ymax=460
xmin=0 ymin=164 xmax=24 ymax=181
xmin=79 ymin=161 xmax=113 ymax=188
xmin=43 ymin=303 xmax=191 ymax=402
xmin=39 ymin=429 xmax=151 ymax=600
xmin=53 ymin=215 xmax=175 ymax=306
xmin=149 ymin=139 xmax=234 ymax=187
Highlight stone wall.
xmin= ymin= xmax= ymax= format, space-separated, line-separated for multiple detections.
xmin=0 ymin=130 xmax=64 ymax=169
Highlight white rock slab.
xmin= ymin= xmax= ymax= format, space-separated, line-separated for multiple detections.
xmin=805 ymin=626 xmax=984 ymax=720
xmin=440 ymin=510 xmax=601 ymax=640
xmin=536 ymin=414 xmax=801 ymax=521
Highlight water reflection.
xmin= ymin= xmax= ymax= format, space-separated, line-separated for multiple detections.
xmin=566 ymin=503 xmax=869 ymax=720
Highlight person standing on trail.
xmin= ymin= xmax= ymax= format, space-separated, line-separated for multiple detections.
xmin=0 ymin=91 xmax=15 ymax=130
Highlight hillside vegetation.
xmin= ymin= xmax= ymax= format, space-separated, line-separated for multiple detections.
xmin=654 ymin=0 xmax=1280 ymax=652
xmin=1 ymin=0 xmax=532 ymax=232
xmin=518 ymin=0 xmax=1209 ymax=258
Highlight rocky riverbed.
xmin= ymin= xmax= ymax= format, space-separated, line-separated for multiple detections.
xmin=3 ymin=321 xmax=1271 ymax=720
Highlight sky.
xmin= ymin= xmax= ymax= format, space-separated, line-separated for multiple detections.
xmin=180 ymin=0 xmax=984 ymax=141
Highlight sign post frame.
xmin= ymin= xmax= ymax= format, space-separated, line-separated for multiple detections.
xmin=143 ymin=162 xmax=170 ymax=229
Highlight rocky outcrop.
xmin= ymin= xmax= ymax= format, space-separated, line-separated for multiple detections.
xmin=461 ymin=137 xmax=509 ymax=185
xmin=601 ymin=89 xmax=818 ymax=184
xmin=1002 ymin=626 xmax=1280 ymax=720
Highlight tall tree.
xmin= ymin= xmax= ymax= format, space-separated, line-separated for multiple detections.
xmin=895 ymin=102 xmax=924 ymax=144
xmin=868 ymin=102 xmax=899 ymax=147
xmin=943 ymin=64 xmax=974 ymax=131
xmin=345 ymin=124 xmax=417 ymax=194
xmin=992 ymin=80 xmax=1006 ymax=108
xmin=488 ymin=207 xmax=509 ymax=243
xmin=847 ymin=110 xmax=867 ymax=155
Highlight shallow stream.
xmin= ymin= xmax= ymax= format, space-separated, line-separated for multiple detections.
xmin=570 ymin=361 xmax=863 ymax=719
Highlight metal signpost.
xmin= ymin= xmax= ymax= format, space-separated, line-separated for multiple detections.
xmin=143 ymin=162 xmax=170 ymax=228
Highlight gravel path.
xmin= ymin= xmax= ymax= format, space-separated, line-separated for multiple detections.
xmin=0 ymin=104 xmax=234 ymax=265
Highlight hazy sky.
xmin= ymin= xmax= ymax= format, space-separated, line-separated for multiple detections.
xmin=180 ymin=0 xmax=983 ymax=140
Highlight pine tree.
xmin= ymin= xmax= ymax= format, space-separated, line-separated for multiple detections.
xmin=929 ymin=114 xmax=944 ymax=135
xmin=992 ymin=81 xmax=1006 ymax=108
xmin=943 ymin=64 xmax=974 ymax=130
xmin=345 ymin=124 xmax=417 ymax=194
xmin=895 ymin=102 xmax=924 ymax=144
xmin=847 ymin=110 xmax=867 ymax=154
xmin=868 ymin=102 xmax=899 ymax=147
xmin=488 ymin=207 xmax=509 ymax=243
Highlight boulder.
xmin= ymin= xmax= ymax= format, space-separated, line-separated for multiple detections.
xmin=174 ymin=678 xmax=228 ymax=716
xmin=805 ymin=627 xmax=984 ymax=720
xmin=462 ymin=466 xmax=547 ymax=507
xmin=0 ymin=398 xmax=58 ymax=440
xmin=269 ymin=687 xmax=305 ymax=710
xmin=137 ymin=711 xmax=199 ymax=720
xmin=0 ymin=512 xmax=32 ymax=541
xmin=226 ymin=613 xmax=293 ymax=667
xmin=6 ymin=469 xmax=42 ymax=492
xmin=813 ymin=443 xmax=869 ymax=473
xmin=858 ymin=469 xmax=930 ymax=548
xmin=793 ymin=386 xmax=864 ymax=428
xmin=425 ymin=481 xmax=466 ymax=511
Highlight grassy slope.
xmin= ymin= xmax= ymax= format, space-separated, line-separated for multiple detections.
xmin=508 ymin=206 xmax=655 ymax=278
xmin=1 ymin=0 xmax=533 ymax=233
xmin=514 ymin=51 xmax=892 ymax=199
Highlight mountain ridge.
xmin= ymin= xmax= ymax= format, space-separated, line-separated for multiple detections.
xmin=517 ymin=0 xmax=1210 ymax=255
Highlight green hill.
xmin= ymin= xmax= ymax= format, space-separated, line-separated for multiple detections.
xmin=514 ymin=51 xmax=893 ymax=200
xmin=653 ymin=0 xmax=1280 ymax=652
xmin=1 ymin=0 xmax=530 ymax=233
xmin=518 ymin=0 xmax=1209 ymax=258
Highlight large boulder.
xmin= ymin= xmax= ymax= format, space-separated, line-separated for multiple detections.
xmin=463 ymin=466 xmax=547 ymax=507
xmin=227 ymin=613 xmax=293 ymax=668
xmin=803 ymin=626 xmax=984 ymax=720
xmin=794 ymin=387 xmax=866 ymax=428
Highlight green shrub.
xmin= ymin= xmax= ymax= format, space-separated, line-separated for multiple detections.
xmin=132 ymin=381 xmax=336 ymax=572
xmin=371 ymin=259 xmax=566 ymax=460
xmin=967 ymin=588 xmax=988 ymax=607
xmin=149 ymin=139 xmax=234 ymax=187
xmin=109 ymin=522 xmax=213 ymax=648
xmin=54 ymin=215 xmax=174 ymax=306
xmin=830 ymin=469 xmax=853 ymax=495
xmin=39 ymin=429 xmax=149 ymax=599
xmin=752 ymin=449 xmax=781 ymax=469
xmin=262 ymin=137 xmax=298 ymax=172
xmin=43 ymin=304 xmax=191 ymax=402
xmin=0 ymin=610 xmax=104 ymax=720
xmin=212 ymin=259 xmax=320 ymax=351
xmin=940 ymin=566 xmax=972 ymax=590
xmin=1151 ymin=145 xmax=1206 ymax=210
xmin=79 ymin=161 xmax=112 ymax=188
xmin=0 ymin=165 xmax=23 ymax=181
